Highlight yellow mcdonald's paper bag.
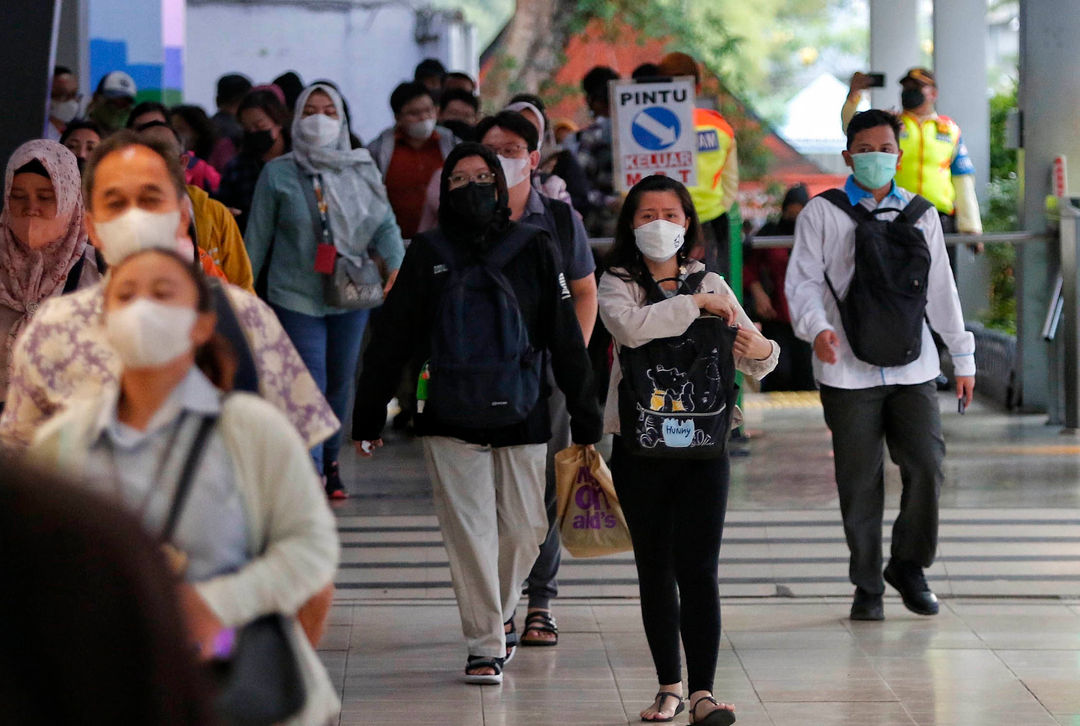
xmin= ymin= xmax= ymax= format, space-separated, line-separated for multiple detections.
xmin=554 ymin=444 xmax=633 ymax=558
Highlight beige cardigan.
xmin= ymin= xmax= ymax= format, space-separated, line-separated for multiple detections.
xmin=598 ymin=261 xmax=780 ymax=435
xmin=31 ymin=390 xmax=341 ymax=725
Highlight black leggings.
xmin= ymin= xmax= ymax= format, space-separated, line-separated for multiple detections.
xmin=610 ymin=436 xmax=730 ymax=694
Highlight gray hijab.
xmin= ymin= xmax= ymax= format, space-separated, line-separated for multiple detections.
xmin=290 ymin=84 xmax=392 ymax=261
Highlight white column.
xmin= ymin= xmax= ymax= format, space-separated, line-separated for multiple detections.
xmin=869 ymin=0 xmax=920 ymax=108
xmin=934 ymin=0 xmax=991 ymax=316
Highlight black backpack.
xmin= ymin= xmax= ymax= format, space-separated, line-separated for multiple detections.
xmin=820 ymin=188 xmax=933 ymax=367
xmin=617 ymin=271 xmax=738 ymax=459
xmin=424 ymin=225 xmax=544 ymax=429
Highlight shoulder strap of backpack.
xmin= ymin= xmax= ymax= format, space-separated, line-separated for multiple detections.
xmin=485 ymin=223 xmax=543 ymax=270
xmin=818 ymin=188 xmax=873 ymax=225
xmin=682 ymin=270 xmax=709 ymax=295
xmin=541 ymin=195 xmax=574 ymax=248
xmin=900 ymin=194 xmax=935 ymax=224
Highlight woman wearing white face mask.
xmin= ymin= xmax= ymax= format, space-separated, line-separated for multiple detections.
xmin=31 ymin=247 xmax=341 ymax=725
xmin=245 ymin=83 xmax=405 ymax=499
xmin=0 ymin=140 xmax=100 ymax=410
xmin=598 ymin=175 xmax=778 ymax=725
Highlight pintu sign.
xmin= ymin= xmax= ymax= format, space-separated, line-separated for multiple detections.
xmin=611 ymin=77 xmax=698 ymax=191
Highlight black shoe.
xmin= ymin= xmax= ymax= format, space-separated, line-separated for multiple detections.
xmin=883 ymin=560 xmax=939 ymax=615
xmin=324 ymin=461 xmax=348 ymax=500
xmin=850 ymin=588 xmax=884 ymax=621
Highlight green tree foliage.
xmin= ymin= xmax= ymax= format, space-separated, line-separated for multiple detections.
xmin=982 ymin=83 xmax=1019 ymax=334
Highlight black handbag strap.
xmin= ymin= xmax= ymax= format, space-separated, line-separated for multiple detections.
xmin=160 ymin=413 xmax=221 ymax=543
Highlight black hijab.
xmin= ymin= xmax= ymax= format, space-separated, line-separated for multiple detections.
xmin=438 ymin=142 xmax=511 ymax=253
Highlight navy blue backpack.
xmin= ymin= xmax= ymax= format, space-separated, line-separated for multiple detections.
xmin=424 ymin=225 xmax=544 ymax=428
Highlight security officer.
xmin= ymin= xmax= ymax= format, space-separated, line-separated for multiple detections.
xmin=657 ymin=52 xmax=739 ymax=277
xmin=843 ymin=68 xmax=982 ymax=241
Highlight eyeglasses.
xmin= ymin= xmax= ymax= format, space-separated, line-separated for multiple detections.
xmin=484 ymin=144 xmax=528 ymax=158
xmin=448 ymin=172 xmax=497 ymax=189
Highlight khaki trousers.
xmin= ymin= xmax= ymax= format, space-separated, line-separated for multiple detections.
xmin=423 ymin=436 xmax=548 ymax=658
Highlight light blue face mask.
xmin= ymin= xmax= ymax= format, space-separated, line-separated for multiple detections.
xmin=850 ymin=151 xmax=899 ymax=190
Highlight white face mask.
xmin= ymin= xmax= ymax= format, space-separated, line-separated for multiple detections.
xmin=105 ymin=298 xmax=198 ymax=369
xmin=298 ymin=113 xmax=341 ymax=148
xmin=93 ymin=207 xmax=183 ymax=266
xmin=405 ymin=118 xmax=436 ymax=140
xmin=498 ymin=154 xmax=532 ymax=188
xmin=634 ymin=219 xmax=686 ymax=262
xmin=52 ymin=99 xmax=81 ymax=124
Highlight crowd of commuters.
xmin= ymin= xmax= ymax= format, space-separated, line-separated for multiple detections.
xmin=0 ymin=52 xmax=978 ymax=725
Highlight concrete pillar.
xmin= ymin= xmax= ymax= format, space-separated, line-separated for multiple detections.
xmin=0 ymin=0 xmax=60 ymax=167
xmin=56 ymin=0 xmax=90 ymax=96
xmin=933 ymin=0 xmax=991 ymax=318
xmin=869 ymin=0 xmax=920 ymax=109
xmin=1016 ymin=0 xmax=1080 ymax=411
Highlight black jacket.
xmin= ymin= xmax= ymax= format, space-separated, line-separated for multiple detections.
xmin=353 ymin=222 xmax=603 ymax=447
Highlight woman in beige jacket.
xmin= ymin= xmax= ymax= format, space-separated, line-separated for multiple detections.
xmin=598 ymin=175 xmax=778 ymax=726
xmin=31 ymin=248 xmax=340 ymax=725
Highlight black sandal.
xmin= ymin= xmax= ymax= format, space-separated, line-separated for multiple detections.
xmin=504 ymin=617 xmax=519 ymax=663
xmin=641 ymin=691 xmax=685 ymax=722
xmin=463 ymin=655 xmax=504 ymax=685
xmin=520 ymin=610 xmax=559 ymax=646
xmin=689 ymin=695 xmax=736 ymax=725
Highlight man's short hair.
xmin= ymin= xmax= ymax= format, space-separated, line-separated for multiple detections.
xmin=476 ymin=111 xmax=540 ymax=152
xmin=631 ymin=63 xmax=662 ymax=80
xmin=440 ymin=88 xmax=479 ymax=114
xmin=845 ymin=109 xmax=902 ymax=150
xmin=216 ymin=73 xmax=253 ymax=106
xmin=414 ymin=58 xmax=447 ymax=83
xmin=82 ymin=129 xmax=187 ymax=209
xmin=582 ymin=66 xmax=619 ymax=101
xmin=445 ymin=71 xmax=476 ymax=90
xmin=54 ymin=65 xmax=74 ymax=78
xmin=390 ymin=82 xmax=433 ymax=115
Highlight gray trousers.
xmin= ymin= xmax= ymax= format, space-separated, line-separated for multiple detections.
xmin=819 ymin=382 xmax=945 ymax=595
xmin=524 ymin=378 xmax=572 ymax=610
xmin=423 ymin=437 xmax=548 ymax=658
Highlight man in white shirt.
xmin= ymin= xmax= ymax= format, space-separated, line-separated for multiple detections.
xmin=786 ymin=109 xmax=976 ymax=621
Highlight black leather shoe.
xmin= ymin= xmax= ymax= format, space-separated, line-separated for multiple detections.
xmin=850 ymin=588 xmax=884 ymax=621
xmin=884 ymin=560 xmax=939 ymax=615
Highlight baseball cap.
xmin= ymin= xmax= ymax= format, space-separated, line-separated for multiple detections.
xmin=899 ymin=68 xmax=935 ymax=87
xmin=96 ymin=71 xmax=137 ymax=99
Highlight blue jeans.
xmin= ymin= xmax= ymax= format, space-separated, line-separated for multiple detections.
xmin=272 ymin=305 xmax=370 ymax=474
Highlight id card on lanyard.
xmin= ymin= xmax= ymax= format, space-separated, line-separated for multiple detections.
xmin=310 ymin=175 xmax=338 ymax=274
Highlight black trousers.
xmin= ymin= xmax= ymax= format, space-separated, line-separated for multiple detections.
xmin=610 ymin=436 xmax=730 ymax=694
xmin=759 ymin=321 xmax=815 ymax=392
xmin=819 ymin=382 xmax=945 ymax=594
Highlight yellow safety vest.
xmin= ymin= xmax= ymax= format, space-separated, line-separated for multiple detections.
xmin=895 ymin=113 xmax=962 ymax=215
xmin=687 ymin=108 xmax=735 ymax=223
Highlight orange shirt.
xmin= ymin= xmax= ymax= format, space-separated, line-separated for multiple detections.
xmin=384 ymin=131 xmax=446 ymax=239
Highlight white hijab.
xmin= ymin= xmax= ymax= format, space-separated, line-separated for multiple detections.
xmin=290 ymin=84 xmax=392 ymax=260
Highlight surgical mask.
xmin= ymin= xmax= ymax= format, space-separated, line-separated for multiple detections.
xmin=405 ymin=118 xmax=437 ymax=140
xmin=633 ymin=219 xmax=686 ymax=262
xmin=93 ymin=207 xmax=183 ymax=266
xmin=900 ymin=88 xmax=926 ymax=110
xmin=498 ymin=154 xmax=531 ymax=188
xmin=298 ymin=113 xmax=340 ymax=148
xmin=850 ymin=151 xmax=899 ymax=190
xmin=9 ymin=214 xmax=68 ymax=249
xmin=243 ymin=129 xmax=275 ymax=156
xmin=105 ymin=298 xmax=197 ymax=369
xmin=52 ymin=99 xmax=80 ymax=124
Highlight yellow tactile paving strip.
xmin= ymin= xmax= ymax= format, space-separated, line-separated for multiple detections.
xmin=742 ymin=391 xmax=822 ymax=410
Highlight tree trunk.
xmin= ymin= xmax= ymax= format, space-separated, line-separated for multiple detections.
xmin=484 ymin=0 xmax=578 ymax=108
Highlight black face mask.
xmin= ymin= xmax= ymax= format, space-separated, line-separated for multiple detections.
xmin=243 ymin=129 xmax=275 ymax=156
xmin=445 ymin=182 xmax=499 ymax=230
xmin=901 ymin=87 xmax=926 ymax=110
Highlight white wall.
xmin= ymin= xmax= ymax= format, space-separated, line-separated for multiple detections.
xmin=184 ymin=2 xmax=471 ymax=142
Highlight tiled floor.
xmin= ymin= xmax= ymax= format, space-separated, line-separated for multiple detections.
xmin=323 ymin=392 xmax=1080 ymax=724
